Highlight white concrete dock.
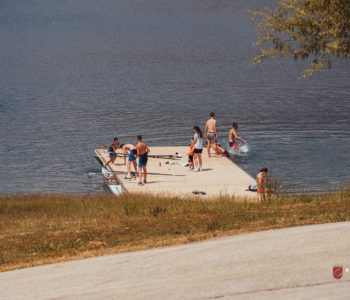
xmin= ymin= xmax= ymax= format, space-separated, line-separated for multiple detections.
xmin=95 ymin=146 xmax=256 ymax=198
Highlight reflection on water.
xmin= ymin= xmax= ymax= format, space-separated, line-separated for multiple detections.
xmin=0 ymin=0 xmax=349 ymax=193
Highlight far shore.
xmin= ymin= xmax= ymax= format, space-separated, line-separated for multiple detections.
xmin=1 ymin=189 xmax=350 ymax=272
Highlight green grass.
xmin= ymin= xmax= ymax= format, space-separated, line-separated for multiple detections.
xmin=1 ymin=188 xmax=350 ymax=271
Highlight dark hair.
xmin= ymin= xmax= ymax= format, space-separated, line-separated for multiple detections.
xmin=113 ymin=137 xmax=119 ymax=142
xmin=232 ymin=122 xmax=238 ymax=129
xmin=137 ymin=135 xmax=142 ymax=141
xmin=210 ymin=112 xmax=215 ymax=118
xmin=260 ymin=167 xmax=268 ymax=173
xmin=119 ymin=143 xmax=125 ymax=148
xmin=193 ymin=125 xmax=203 ymax=138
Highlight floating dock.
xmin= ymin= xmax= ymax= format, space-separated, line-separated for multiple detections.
xmin=95 ymin=146 xmax=257 ymax=199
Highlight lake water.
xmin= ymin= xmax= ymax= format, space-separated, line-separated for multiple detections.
xmin=1 ymin=0 xmax=349 ymax=194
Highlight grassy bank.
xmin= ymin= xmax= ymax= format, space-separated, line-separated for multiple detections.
xmin=1 ymin=190 xmax=350 ymax=272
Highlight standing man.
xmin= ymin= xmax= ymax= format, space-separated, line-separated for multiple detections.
xmin=119 ymin=143 xmax=138 ymax=179
xmin=104 ymin=137 xmax=119 ymax=168
xmin=136 ymin=135 xmax=150 ymax=186
xmin=205 ymin=112 xmax=218 ymax=157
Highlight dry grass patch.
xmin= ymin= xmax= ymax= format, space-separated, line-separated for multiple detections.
xmin=1 ymin=189 xmax=350 ymax=271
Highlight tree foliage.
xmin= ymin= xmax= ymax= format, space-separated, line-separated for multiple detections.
xmin=250 ymin=0 xmax=350 ymax=78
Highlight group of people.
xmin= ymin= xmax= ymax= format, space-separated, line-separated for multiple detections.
xmin=104 ymin=111 xmax=268 ymax=195
xmin=188 ymin=112 xmax=247 ymax=172
xmin=104 ymin=135 xmax=150 ymax=186
xmin=189 ymin=112 xmax=268 ymax=195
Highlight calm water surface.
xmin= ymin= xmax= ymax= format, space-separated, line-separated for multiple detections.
xmin=1 ymin=0 xmax=349 ymax=193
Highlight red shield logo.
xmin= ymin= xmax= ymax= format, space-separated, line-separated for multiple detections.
xmin=333 ymin=266 xmax=343 ymax=279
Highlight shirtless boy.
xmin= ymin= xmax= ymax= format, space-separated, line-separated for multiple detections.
xmin=104 ymin=137 xmax=119 ymax=168
xmin=136 ymin=135 xmax=150 ymax=186
xmin=119 ymin=143 xmax=138 ymax=179
xmin=228 ymin=122 xmax=247 ymax=149
xmin=205 ymin=112 xmax=218 ymax=157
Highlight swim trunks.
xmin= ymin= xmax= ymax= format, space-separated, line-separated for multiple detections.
xmin=229 ymin=142 xmax=239 ymax=151
xmin=108 ymin=145 xmax=116 ymax=157
xmin=207 ymin=132 xmax=217 ymax=142
xmin=138 ymin=153 xmax=148 ymax=168
xmin=128 ymin=149 xmax=137 ymax=161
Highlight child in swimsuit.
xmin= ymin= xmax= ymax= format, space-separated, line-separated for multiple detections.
xmin=120 ymin=143 xmax=138 ymax=179
xmin=256 ymin=167 xmax=268 ymax=198
xmin=228 ymin=122 xmax=247 ymax=150
xmin=104 ymin=137 xmax=119 ymax=168
xmin=188 ymin=137 xmax=195 ymax=170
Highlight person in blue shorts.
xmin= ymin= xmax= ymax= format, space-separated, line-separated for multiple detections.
xmin=136 ymin=135 xmax=150 ymax=186
xmin=120 ymin=143 xmax=138 ymax=179
xmin=104 ymin=137 xmax=119 ymax=168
